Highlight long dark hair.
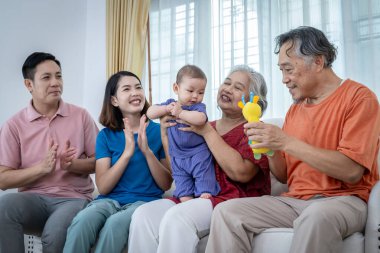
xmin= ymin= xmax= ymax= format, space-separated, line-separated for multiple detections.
xmin=99 ymin=71 xmax=150 ymax=130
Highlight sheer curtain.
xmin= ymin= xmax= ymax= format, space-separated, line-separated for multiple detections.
xmin=146 ymin=0 xmax=212 ymax=111
xmin=147 ymin=0 xmax=380 ymax=120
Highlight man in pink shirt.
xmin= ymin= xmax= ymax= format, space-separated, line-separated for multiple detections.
xmin=0 ymin=52 xmax=99 ymax=253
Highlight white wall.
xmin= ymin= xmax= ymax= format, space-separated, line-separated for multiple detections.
xmin=0 ymin=0 xmax=106 ymax=127
xmin=83 ymin=0 xmax=107 ymax=126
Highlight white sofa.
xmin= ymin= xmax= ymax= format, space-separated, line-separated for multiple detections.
xmin=1 ymin=118 xmax=379 ymax=253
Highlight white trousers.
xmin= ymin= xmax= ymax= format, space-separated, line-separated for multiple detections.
xmin=128 ymin=198 xmax=213 ymax=253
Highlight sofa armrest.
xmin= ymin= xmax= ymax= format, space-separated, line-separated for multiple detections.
xmin=365 ymin=181 xmax=380 ymax=253
xmin=270 ymin=173 xmax=288 ymax=196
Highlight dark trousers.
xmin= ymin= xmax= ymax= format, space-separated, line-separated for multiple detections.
xmin=0 ymin=192 xmax=88 ymax=253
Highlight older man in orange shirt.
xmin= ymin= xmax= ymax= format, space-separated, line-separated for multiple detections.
xmin=0 ymin=52 xmax=99 ymax=253
xmin=206 ymin=26 xmax=380 ymax=253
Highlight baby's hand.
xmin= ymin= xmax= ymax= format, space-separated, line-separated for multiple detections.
xmin=170 ymin=102 xmax=183 ymax=118
xmin=166 ymin=103 xmax=175 ymax=114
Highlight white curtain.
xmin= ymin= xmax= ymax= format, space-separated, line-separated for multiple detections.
xmin=147 ymin=0 xmax=380 ymax=120
xmin=146 ymin=0 xmax=212 ymax=112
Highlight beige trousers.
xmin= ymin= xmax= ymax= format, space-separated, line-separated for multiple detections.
xmin=205 ymin=195 xmax=367 ymax=253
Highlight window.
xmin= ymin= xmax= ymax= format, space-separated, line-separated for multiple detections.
xmin=147 ymin=0 xmax=380 ymax=120
xmin=210 ymin=0 xmax=260 ymax=119
xmin=148 ymin=1 xmax=195 ymax=106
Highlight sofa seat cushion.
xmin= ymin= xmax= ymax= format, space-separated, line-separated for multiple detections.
xmin=252 ymin=228 xmax=363 ymax=253
xmin=253 ymin=228 xmax=293 ymax=253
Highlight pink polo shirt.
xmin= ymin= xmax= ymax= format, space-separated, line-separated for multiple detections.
xmin=0 ymin=100 xmax=99 ymax=200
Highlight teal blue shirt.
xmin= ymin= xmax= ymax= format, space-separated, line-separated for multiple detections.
xmin=95 ymin=121 xmax=165 ymax=205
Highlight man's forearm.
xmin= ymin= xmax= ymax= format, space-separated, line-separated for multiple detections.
xmin=284 ymin=138 xmax=365 ymax=184
xmin=0 ymin=165 xmax=48 ymax=190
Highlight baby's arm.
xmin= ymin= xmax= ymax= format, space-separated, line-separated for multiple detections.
xmin=170 ymin=102 xmax=207 ymax=126
xmin=177 ymin=109 xmax=207 ymax=126
xmin=146 ymin=104 xmax=171 ymax=120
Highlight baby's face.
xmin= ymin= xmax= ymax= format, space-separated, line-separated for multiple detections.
xmin=175 ymin=77 xmax=206 ymax=106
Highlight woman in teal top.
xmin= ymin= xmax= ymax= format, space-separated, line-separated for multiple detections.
xmin=63 ymin=71 xmax=172 ymax=253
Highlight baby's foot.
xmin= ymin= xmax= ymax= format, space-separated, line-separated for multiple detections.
xmin=200 ymin=193 xmax=212 ymax=199
xmin=180 ymin=196 xmax=194 ymax=202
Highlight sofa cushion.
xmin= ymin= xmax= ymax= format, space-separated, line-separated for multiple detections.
xmin=252 ymin=229 xmax=363 ymax=253
xmin=253 ymin=228 xmax=293 ymax=253
xmin=197 ymin=229 xmax=364 ymax=253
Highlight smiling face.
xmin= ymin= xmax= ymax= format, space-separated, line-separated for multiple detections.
xmin=174 ymin=76 xmax=206 ymax=106
xmin=217 ymin=70 xmax=251 ymax=116
xmin=24 ymin=60 xmax=63 ymax=107
xmin=111 ymin=75 xmax=146 ymax=117
xmin=278 ymin=41 xmax=319 ymax=103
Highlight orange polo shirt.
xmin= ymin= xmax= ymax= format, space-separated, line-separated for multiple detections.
xmin=282 ymin=79 xmax=380 ymax=202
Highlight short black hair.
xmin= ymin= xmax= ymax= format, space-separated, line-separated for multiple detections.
xmin=176 ymin=64 xmax=207 ymax=84
xmin=274 ymin=26 xmax=337 ymax=68
xmin=22 ymin=52 xmax=61 ymax=80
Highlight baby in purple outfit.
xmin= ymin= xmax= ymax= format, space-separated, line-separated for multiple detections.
xmin=147 ymin=64 xmax=220 ymax=202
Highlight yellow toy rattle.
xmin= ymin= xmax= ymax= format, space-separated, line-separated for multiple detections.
xmin=238 ymin=92 xmax=274 ymax=160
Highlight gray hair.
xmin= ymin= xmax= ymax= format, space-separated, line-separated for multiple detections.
xmin=228 ymin=65 xmax=268 ymax=113
xmin=274 ymin=26 xmax=337 ymax=68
